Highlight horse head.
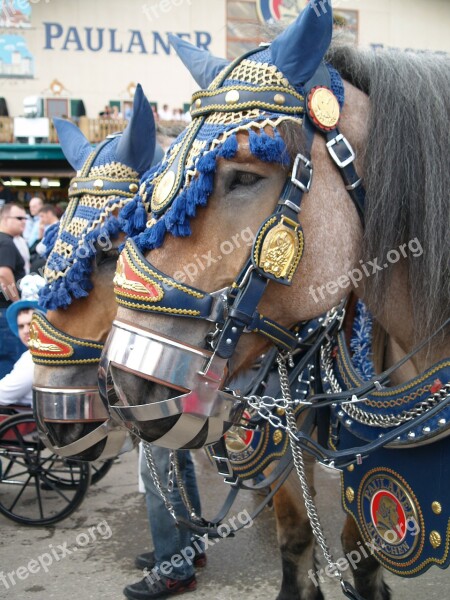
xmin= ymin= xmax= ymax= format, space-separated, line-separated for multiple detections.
xmin=32 ymin=84 xmax=158 ymax=460
xmin=103 ymin=2 xmax=373 ymax=449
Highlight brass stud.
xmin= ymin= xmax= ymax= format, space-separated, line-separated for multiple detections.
xmin=194 ymin=98 xmax=202 ymax=108
xmin=225 ymin=89 xmax=240 ymax=104
xmin=274 ymin=93 xmax=286 ymax=105
xmin=93 ymin=179 xmax=104 ymax=190
xmin=346 ymin=487 xmax=355 ymax=503
xmin=273 ymin=429 xmax=283 ymax=445
xmin=71 ymin=182 xmax=78 ymax=190
xmin=429 ymin=531 xmax=442 ymax=549
xmin=347 ymin=464 xmax=355 ymax=472
xmin=432 ymin=501 xmax=442 ymax=515
xmin=129 ymin=183 xmax=138 ymax=193
xmin=276 ymin=408 xmax=285 ymax=416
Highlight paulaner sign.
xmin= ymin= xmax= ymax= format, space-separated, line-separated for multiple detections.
xmin=43 ymin=22 xmax=212 ymax=55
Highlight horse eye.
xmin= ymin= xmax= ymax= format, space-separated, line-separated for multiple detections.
xmin=229 ymin=171 xmax=262 ymax=191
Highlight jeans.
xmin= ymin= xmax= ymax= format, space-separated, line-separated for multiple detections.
xmin=0 ymin=309 xmax=26 ymax=379
xmin=139 ymin=445 xmax=202 ymax=581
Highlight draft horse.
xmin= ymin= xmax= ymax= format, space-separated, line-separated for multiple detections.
xmin=100 ymin=4 xmax=450 ymax=600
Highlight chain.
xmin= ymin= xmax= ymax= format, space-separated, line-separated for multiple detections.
xmin=142 ymin=441 xmax=178 ymax=522
xmin=321 ymin=341 xmax=450 ymax=427
xmin=277 ymin=353 xmax=344 ymax=585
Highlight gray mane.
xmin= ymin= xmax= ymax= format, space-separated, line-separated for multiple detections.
xmin=326 ymin=44 xmax=450 ymax=339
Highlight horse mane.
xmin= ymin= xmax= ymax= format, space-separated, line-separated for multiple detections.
xmin=325 ymin=43 xmax=450 ymax=340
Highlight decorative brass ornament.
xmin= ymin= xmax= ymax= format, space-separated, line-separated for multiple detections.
xmin=273 ymin=429 xmax=283 ymax=445
xmin=114 ymin=255 xmax=164 ymax=301
xmin=259 ymin=217 xmax=302 ymax=280
xmin=93 ymin=179 xmax=104 ymax=190
xmin=71 ymin=182 xmax=78 ymax=190
xmin=129 ymin=183 xmax=138 ymax=193
xmin=346 ymin=487 xmax=355 ymax=503
xmin=347 ymin=464 xmax=355 ymax=472
xmin=429 ymin=531 xmax=442 ymax=549
xmin=29 ymin=323 xmax=62 ymax=354
xmin=225 ymin=425 xmax=251 ymax=453
xmin=194 ymin=98 xmax=202 ymax=108
xmin=309 ymin=87 xmax=340 ymax=130
xmin=274 ymin=93 xmax=286 ymax=105
xmin=152 ymin=170 xmax=176 ymax=210
xmin=225 ymin=89 xmax=240 ymax=104
xmin=276 ymin=407 xmax=285 ymax=416
xmin=431 ymin=501 xmax=442 ymax=515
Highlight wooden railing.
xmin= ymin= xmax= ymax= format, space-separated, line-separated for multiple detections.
xmin=0 ymin=116 xmax=187 ymax=145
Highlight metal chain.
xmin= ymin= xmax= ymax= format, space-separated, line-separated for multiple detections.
xmin=277 ymin=353 xmax=344 ymax=585
xmin=142 ymin=441 xmax=178 ymax=522
xmin=321 ymin=341 xmax=450 ymax=427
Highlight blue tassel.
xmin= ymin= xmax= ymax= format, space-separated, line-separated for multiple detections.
xmin=249 ymin=129 xmax=286 ymax=163
xmin=197 ymin=151 xmax=217 ymax=174
xmin=218 ymin=134 xmax=238 ymax=159
xmin=136 ymin=218 xmax=167 ymax=252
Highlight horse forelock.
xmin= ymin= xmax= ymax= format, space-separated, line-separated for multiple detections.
xmin=328 ymin=44 xmax=450 ymax=339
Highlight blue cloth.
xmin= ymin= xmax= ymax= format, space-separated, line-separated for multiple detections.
xmin=139 ymin=446 xmax=201 ymax=581
xmin=0 ymin=309 xmax=26 ymax=379
xmin=23 ymin=215 xmax=41 ymax=248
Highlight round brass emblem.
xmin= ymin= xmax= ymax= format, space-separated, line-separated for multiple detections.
xmin=346 ymin=487 xmax=355 ymax=503
xmin=93 ymin=178 xmax=104 ymax=190
xmin=225 ymin=89 xmax=240 ymax=104
xmin=309 ymin=87 xmax=340 ymax=130
xmin=431 ymin=501 xmax=442 ymax=515
xmin=129 ymin=183 xmax=138 ymax=193
xmin=274 ymin=93 xmax=286 ymax=105
xmin=152 ymin=170 xmax=176 ymax=210
xmin=194 ymin=98 xmax=202 ymax=108
xmin=429 ymin=531 xmax=442 ymax=549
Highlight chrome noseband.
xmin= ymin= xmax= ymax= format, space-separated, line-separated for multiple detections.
xmin=33 ymin=386 xmax=134 ymax=459
xmin=99 ymin=319 xmax=245 ymax=449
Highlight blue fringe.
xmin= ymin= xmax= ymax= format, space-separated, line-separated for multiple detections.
xmin=350 ymin=300 xmax=376 ymax=381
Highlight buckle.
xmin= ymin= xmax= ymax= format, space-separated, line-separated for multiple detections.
xmin=291 ymin=153 xmax=313 ymax=193
xmin=212 ymin=454 xmax=239 ymax=485
xmin=326 ymin=134 xmax=356 ymax=168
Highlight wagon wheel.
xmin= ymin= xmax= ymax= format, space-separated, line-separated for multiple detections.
xmin=90 ymin=458 xmax=114 ymax=485
xmin=0 ymin=413 xmax=91 ymax=526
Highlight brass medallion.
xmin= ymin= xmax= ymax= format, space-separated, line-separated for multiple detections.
xmin=309 ymin=87 xmax=340 ymax=130
xmin=258 ymin=218 xmax=302 ymax=280
xmin=152 ymin=170 xmax=176 ymax=210
xmin=273 ymin=429 xmax=283 ymax=445
xmin=429 ymin=531 xmax=442 ymax=549
xmin=346 ymin=487 xmax=355 ymax=503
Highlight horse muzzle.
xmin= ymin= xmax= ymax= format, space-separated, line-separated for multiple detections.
xmin=33 ymin=387 xmax=135 ymax=461
xmin=99 ymin=319 xmax=245 ymax=449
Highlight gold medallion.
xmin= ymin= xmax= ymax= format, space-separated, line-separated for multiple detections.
xmin=152 ymin=170 xmax=176 ymax=210
xmin=308 ymin=87 xmax=340 ymax=130
xmin=258 ymin=217 xmax=303 ymax=280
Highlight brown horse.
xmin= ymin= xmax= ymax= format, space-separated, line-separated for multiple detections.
xmin=32 ymin=84 xmax=157 ymax=460
xmin=102 ymin=6 xmax=449 ymax=600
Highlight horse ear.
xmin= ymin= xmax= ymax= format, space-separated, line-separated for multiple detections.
xmin=168 ymin=33 xmax=229 ymax=89
xmin=53 ymin=117 xmax=92 ymax=171
xmin=115 ymin=83 xmax=156 ymax=173
xmin=270 ymin=0 xmax=333 ymax=89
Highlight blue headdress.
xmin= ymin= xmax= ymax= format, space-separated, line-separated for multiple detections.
xmin=39 ymin=85 xmax=157 ymax=310
xmin=127 ymin=0 xmax=342 ymax=252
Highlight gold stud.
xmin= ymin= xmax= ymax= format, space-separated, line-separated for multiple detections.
xmin=225 ymin=89 xmax=240 ymax=104
xmin=276 ymin=408 xmax=285 ymax=416
xmin=194 ymin=98 xmax=202 ymax=108
xmin=274 ymin=93 xmax=286 ymax=105
xmin=346 ymin=487 xmax=355 ymax=503
xmin=273 ymin=429 xmax=283 ymax=445
xmin=429 ymin=531 xmax=442 ymax=549
xmin=432 ymin=501 xmax=442 ymax=515
xmin=93 ymin=179 xmax=104 ymax=190
xmin=71 ymin=182 xmax=78 ymax=190
xmin=129 ymin=183 xmax=138 ymax=193
xmin=347 ymin=464 xmax=355 ymax=472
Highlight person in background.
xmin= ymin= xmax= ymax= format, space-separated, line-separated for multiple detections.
xmin=157 ymin=104 xmax=172 ymax=121
xmin=0 ymin=203 xmax=27 ymax=378
xmin=0 ymin=274 xmax=45 ymax=407
xmin=23 ymin=196 xmax=43 ymax=248
xmin=32 ymin=204 xmax=59 ymax=270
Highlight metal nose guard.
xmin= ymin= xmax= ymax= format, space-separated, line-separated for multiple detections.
xmin=98 ymin=319 xmax=245 ymax=449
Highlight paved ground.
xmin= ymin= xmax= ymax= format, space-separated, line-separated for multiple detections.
xmin=0 ymin=448 xmax=448 ymax=599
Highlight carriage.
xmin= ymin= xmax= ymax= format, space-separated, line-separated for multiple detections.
xmin=30 ymin=2 xmax=449 ymax=598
